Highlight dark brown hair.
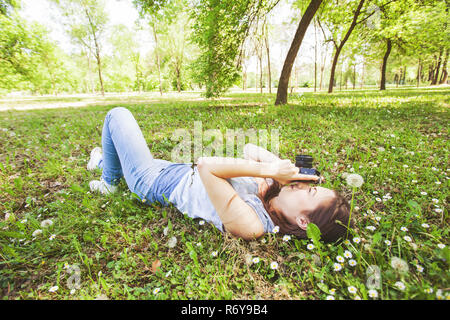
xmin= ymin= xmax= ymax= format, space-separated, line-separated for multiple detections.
xmin=259 ymin=180 xmax=352 ymax=243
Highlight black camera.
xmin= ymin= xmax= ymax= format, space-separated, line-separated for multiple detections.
xmin=294 ymin=155 xmax=322 ymax=184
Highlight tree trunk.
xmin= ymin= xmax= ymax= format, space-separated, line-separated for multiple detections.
xmin=328 ymin=0 xmax=366 ymax=93
xmin=432 ymin=48 xmax=443 ymax=85
xmin=152 ymin=25 xmax=163 ymax=96
xmin=353 ymin=63 xmax=356 ymax=89
xmin=85 ymin=8 xmax=105 ymax=96
xmin=401 ymin=65 xmax=406 ymax=85
xmin=416 ymin=58 xmax=421 ymax=87
xmin=314 ymin=18 xmax=318 ymax=92
xmin=259 ymin=55 xmax=263 ymax=94
xmin=439 ymin=49 xmax=448 ymax=84
xmin=319 ymin=42 xmax=328 ymax=91
xmin=264 ymin=25 xmax=272 ymax=94
xmin=380 ymin=38 xmax=392 ymax=90
xmin=360 ymin=59 xmax=365 ymax=89
xmin=398 ymin=67 xmax=403 ymax=86
xmin=242 ymin=67 xmax=247 ymax=91
xmin=94 ymin=45 xmax=105 ymax=96
xmin=275 ymin=0 xmax=323 ymax=105
xmin=176 ymin=64 xmax=181 ymax=92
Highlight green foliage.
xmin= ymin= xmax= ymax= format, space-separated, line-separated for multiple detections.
xmin=190 ymin=0 xmax=278 ymax=98
xmin=0 ymin=0 xmax=19 ymax=16
xmin=0 ymin=14 xmax=74 ymax=94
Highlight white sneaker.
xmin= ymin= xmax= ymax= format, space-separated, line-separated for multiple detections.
xmin=89 ymin=179 xmax=117 ymax=195
xmin=87 ymin=147 xmax=102 ymax=171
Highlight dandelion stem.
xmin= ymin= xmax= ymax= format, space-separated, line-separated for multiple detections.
xmin=346 ymin=187 xmax=356 ymax=239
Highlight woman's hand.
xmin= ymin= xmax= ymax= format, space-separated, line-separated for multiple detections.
xmin=270 ymin=159 xmax=320 ymax=185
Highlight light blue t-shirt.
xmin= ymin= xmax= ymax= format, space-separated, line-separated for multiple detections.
xmin=167 ymin=166 xmax=275 ymax=233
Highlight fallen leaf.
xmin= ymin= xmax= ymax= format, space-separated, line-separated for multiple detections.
xmin=151 ymin=259 xmax=161 ymax=273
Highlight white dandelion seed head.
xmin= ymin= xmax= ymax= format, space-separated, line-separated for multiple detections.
xmin=32 ymin=229 xmax=43 ymax=237
xmin=390 ymin=257 xmax=409 ymax=273
xmin=346 ymin=174 xmax=364 ymax=188
xmin=40 ymin=219 xmax=53 ymax=228
xmin=167 ymin=236 xmax=177 ymax=248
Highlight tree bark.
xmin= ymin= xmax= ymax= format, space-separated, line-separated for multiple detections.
xmin=439 ymin=48 xmax=448 ymax=84
xmin=314 ymin=18 xmax=318 ymax=92
xmin=242 ymin=66 xmax=247 ymax=91
xmin=264 ymin=24 xmax=272 ymax=94
xmin=275 ymin=0 xmax=323 ymax=105
xmin=259 ymin=54 xmax=263 ymax=94
xmin=93 ymin=37 xmax=104 ymax=96
xmin=416 ymin=58 xmax=421 ymax=87
xmin=152 ymin=25 xmax=163 ymax=96
xmin=360 ymin=59 xmax=365 ymax=89
xmin=328 ymin=0 xmax=366 ymax=93
xmin=353 ymin=63 xmax=356 ymax=89
xmin=432 ymin=48 xmax=443 ymax=85
xmin=85 ymin=7 xmax=105 ymax=96
xmin=380 ymin=38 xmax=392 ymax=90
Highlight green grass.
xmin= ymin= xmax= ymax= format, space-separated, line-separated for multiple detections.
xmin=0 ymin=87 xmax=449 ymax=300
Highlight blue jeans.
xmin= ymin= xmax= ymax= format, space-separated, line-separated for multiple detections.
xmin=98 ymin=107 xmax=173 ymax=200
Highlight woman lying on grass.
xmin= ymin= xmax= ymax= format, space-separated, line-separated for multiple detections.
xmin=87 ymin=107 xmax=352 ymax=242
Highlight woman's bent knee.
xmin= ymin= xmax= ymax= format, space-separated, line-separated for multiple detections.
xmin=107 ymin=107 xmax=131 ymax=119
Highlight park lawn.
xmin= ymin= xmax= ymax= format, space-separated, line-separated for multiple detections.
xmin=0 ymin=87 xmax=448 ymax=300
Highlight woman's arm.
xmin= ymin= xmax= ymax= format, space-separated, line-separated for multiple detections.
xmin=243 ymin=143 xmax=281 ymax=163
xmin=197 ymin=156 xmax=318 ymax=240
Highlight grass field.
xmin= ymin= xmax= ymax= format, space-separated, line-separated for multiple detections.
xmin=0 ymin=87 xmax=449 ymax=300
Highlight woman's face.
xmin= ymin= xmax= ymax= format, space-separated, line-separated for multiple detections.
xmin=270 ymin=182 xmax=336 ymax=225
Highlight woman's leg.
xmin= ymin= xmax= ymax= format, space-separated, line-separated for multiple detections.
xmin=99 ymin=107 xmax=171 ymax=199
